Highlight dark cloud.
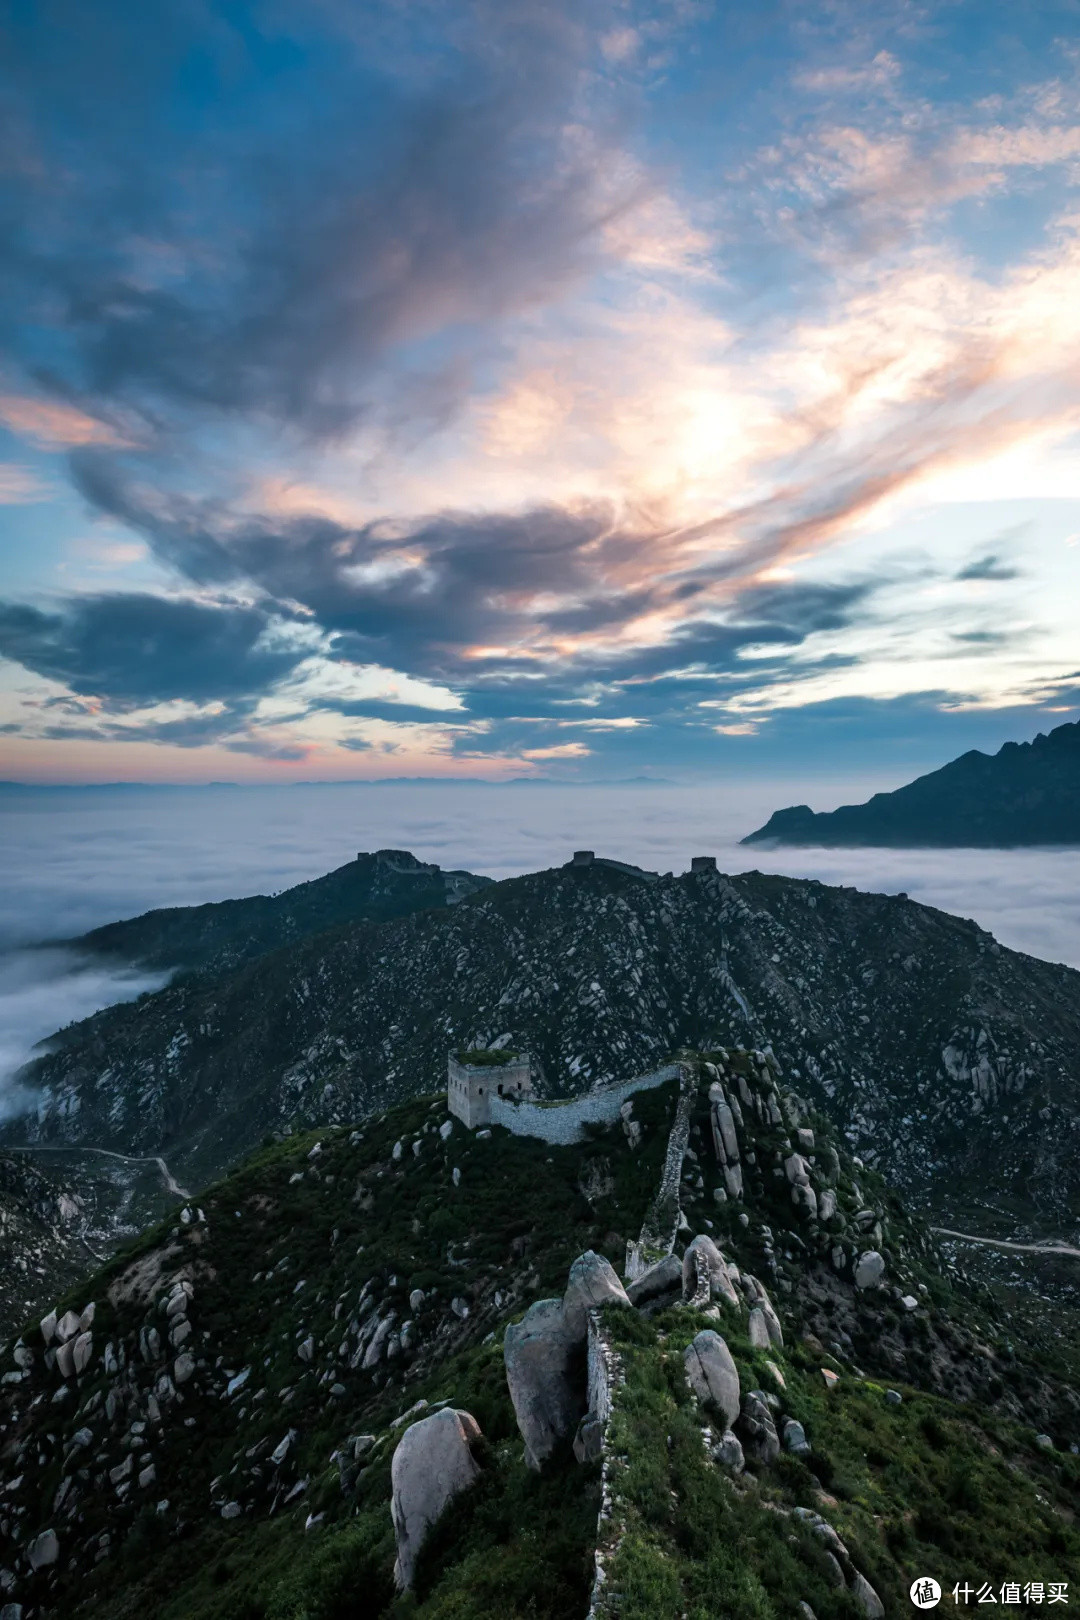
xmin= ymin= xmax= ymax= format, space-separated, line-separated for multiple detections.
xmin=0 ymin=593 xmax=307 ymax=709
xmin=70 ymin=458 xmax=883 ymax=703
xmin=956 ymin=551 xmax=1021 ymax=582
xmin=1 ymin=0 xmax=639 ymax=442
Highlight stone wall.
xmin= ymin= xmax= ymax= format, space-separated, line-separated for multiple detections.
xmin=487 ymin=1063 xmax=682 ymax=1145
xmin=625 ymin=1063 xmax=696 ymax=1279
xmin=585 ymin=1312 xmax=626 ymax=1620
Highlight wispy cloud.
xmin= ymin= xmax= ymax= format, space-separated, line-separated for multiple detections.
xmin=1 ymin=0 xmax=1079 ymax=775
xmin=0 ymin=463 xmax=46 ymax=503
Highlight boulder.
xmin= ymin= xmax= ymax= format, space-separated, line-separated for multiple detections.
xmin=792 ymin=1183 xmax=818 ymax=1219
xmin=54 ymin=1340 xmax=75 ymax=1380
xmin=504 ymin=1299 xmax=582 ymax=1470
xmin=55 ymin=1311 xmax=81 ymax=1344
xmin=391 ymin=1408 xmax=482 ymax=1588
xmin=782 ymin=1418 xmax=811 ymax=1456
xmin=683 ymin=1330 xmax=740 ymax=1428
xmin=738 ymin=1390 xmax=780 ymax=1465
xmin=626 ymin=1255 xmax=681 ymax=1307
xmin=747 ymin=1307 xmax=771 ymax=1350
xmin=71 ymin=1332 xmax=93 ymax=1375
xmin=854 ymin=1251 xmax=886 ymax=1290
xmin=818 ymin=1145 xmax=840 ymax=1184
xmin=26 ymin=1528 xmax=59 ymax=1570
xmin=850 ymin=1571 xmax=885 ymax=1618
xmin=818 ymin=1189 xmax=837 ymax=1223
xmin=173 ymin=1352 xmax=195 ymax=1385
xmin=562 ymin=1252 xmax=631 ymax=1340
xmin=682 ymin=1235 xmax=740 ymax=1309
xmin=39 ymin=1310 xmax=57 ymax=1346
xmin=741 ymin=1275 xmax=784 ymax=1347
xmin=573 ymin=1413 xmax=604 ymax=1464
xmin=712 ymin=1429 xmax=745 ymax=1472
xmin=784 ymin=1153 xmax=811 ymax=1187
xmin=363 ymin=1313 xmax=397 ymax=1368
xmin=823 ymin=1552 xmax=846 ymax=1587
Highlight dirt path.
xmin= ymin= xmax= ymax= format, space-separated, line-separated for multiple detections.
xmin=11 ymin=1143 xmax=191 ymax=1201
xmin=932 ymin=1226 xmax=1080 ymax=1258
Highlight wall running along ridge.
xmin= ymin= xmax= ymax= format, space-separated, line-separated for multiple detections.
xmin=486 ymin=1064 xmax=683 ymax=1144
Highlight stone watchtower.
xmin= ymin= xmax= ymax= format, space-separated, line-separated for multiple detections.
xmin=447 ymin=1050 xmax=533 ymax=1129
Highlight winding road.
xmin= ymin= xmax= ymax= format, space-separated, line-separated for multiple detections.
xmin=10 ymin=1143 xmax=191 ymax=1201
xmin=932 ymin=1226 xmax=1080 ymax=1259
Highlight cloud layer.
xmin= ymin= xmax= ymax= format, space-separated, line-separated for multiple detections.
xmin=3 ymin=776 xmax=1079 ymax=1108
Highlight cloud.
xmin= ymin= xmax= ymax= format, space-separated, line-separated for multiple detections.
xmin=0 ymin=594 xmax=310 ymax=708
xmin=3 ymin=1 xmax=1080 ymax=778
xmin=0 ymin=947 xmax=168 ymax=1119
xmin=0 ymin=463 xmax=46 ymax=503
xmin=956 ymin=552 xmax=1021 ymax=581
xmin=0 ymin=2 xmax=648 ymax=444
xmin=795 ymin=51 xmax=902 ymax=95
xmin=0 ymin=393 xmax=134 ymax=449
xmin=65 ymin=460 xmax=889 ymax=695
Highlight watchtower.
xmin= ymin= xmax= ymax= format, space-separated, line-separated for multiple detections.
xmin=447 ymin=1050 xmax=533 ymax=1129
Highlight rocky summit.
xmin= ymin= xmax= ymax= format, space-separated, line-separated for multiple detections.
xmin=1 ymin=1050 xmax=1078 ymax=1620
xmin=6 ymin=854 xmax=1080 ymax=1263
xmin=744 ymin=717 xmax=1080 ymax=848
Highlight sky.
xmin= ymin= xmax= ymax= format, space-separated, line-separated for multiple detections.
xmin=2 ymin=0 xmax=1080 ymax=784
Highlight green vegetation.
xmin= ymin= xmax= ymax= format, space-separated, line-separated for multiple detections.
xmin=600 ymin=1301 xmax=1080 ymax=1620
xmin=5 ymin=1058 xmax=1079 ymax=1620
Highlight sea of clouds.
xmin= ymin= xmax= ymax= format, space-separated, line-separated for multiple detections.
xmin=1 ymin=779 xmax=1078 ymax=1115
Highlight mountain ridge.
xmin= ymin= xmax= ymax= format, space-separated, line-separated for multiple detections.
xmin=68 ymin=848 xmax=492 ymax=979
xmin=743 ymin=718 xmax=1080 ymax=847
xmin=1 ymin=1050 xmax=1077 ymax=1620
xmin=6 ymin=856 xmax=1080 ymax=1252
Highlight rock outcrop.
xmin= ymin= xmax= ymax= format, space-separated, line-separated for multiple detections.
xmin=504 ymin=1299 xmax=582 ymax=1470
xmin=562 ymin=1252 xmax=631 ymax=1339
xmin=390 ymin=1408 xmax=482 ymax=1589
xmin=683 ymin=1330 xmax=741 ymax=1428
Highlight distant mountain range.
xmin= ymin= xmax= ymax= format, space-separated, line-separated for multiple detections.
xmin=744 ymin=717 xmax=1080 ymax=847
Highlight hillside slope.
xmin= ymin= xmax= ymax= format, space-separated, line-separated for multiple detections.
xmin=0 ymin=1154 xmax=98 ymax=1333
xmin=1 ymin=1052 xmax=1077 ymax=1620
xmin=7 ymin=859 xmax=1080 ymax=1241
xmin=71 ymin=848 xmax=491 ymax=977
xmin=744 ymin=718 xmax=1080 ymax=846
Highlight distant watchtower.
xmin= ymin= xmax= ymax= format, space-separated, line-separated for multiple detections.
xmin=690 ymin=855 xmax=717 ymax=873
xmin=447 ymin=1049 xmax=533 ymax=1129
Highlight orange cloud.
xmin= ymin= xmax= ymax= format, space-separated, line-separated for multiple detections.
xmin=0 ymin=394 xmax=133 ymax=449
